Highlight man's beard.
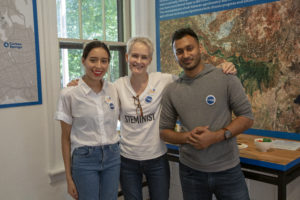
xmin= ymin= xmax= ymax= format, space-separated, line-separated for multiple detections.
xmin=180 ymin=56 xmax=201 ymax=71
xmin=181 ymin=63 xmax=198 ymax=71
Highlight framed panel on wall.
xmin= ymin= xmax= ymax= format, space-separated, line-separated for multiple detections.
xmin=155 ymin=0 xmax=300 ymax=137
xmin=0 ymin=0 xmax=42 ymax=108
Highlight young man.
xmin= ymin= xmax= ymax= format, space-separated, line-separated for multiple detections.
xmin=159 ymin=28 xmax=254 ymax=200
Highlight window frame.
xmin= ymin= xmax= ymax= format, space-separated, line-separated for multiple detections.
xmin=57 ymin=0 xmax=129 ymax=85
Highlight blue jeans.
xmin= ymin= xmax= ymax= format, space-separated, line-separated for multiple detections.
xmin=120 ymin=154 xmax=170 ymax=200
xmin=71 ymin=143 xmax=120 ymax=200
xmin=179 ymin=162 xmax=250 ymax=200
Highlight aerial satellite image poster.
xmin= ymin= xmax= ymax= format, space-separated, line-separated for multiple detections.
xmin=156 ymin=0 xmax=300 ymax=134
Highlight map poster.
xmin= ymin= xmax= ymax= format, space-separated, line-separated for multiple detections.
xmin=0 ymin=0 xmax=42 ymax=109
xmin=156 ymin=0 xmax=300 ymax=135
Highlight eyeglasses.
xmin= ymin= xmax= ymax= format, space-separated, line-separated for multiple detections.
xmin=133 ymin=95 xmax=143 ymax=117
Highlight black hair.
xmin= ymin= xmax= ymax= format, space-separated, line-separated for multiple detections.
xmin=82 ymin=40 xmax=111 ymax=61
xmin=171 ymin=27 xmax=199 ymax=46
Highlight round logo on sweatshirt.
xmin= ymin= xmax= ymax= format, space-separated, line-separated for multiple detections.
xmin=206 ymin=95 xmax=216 ymax=105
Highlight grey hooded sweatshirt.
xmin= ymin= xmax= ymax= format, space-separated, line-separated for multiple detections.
xmin=160 ymin=64 xmax=253 ymax=172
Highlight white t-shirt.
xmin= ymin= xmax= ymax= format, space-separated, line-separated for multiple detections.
xmin=114 ymin=72 xmax=177 ymax=160
xmin=55 ymin=78 xmax=120 ymax=154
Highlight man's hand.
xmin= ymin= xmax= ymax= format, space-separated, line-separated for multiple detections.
xmin=217 ymin=62 xmax=237 ymax=75
xmin=187 ymin=126 xmax=217 ymax=150
xmin=67 ymin=79 xmax=79 ymax=87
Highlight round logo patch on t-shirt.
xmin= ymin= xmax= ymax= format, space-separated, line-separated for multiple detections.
xmin=206 ymin=95 xmax=216 ymax=105
xmin=145 ymin=96 xmax=152 ymax=103
xmin=109 ymin=103 xmax=115 ymax=110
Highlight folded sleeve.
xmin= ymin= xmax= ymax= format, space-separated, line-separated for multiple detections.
xmin=55 ymin=89 xmax=73 ymax=125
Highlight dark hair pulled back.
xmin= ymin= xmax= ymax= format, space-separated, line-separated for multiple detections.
xmin=82 ymin=40 xmax=111 ymax=61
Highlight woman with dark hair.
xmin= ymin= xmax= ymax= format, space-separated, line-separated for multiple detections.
xmin=55 ymin=40 xmax=120 ymax=200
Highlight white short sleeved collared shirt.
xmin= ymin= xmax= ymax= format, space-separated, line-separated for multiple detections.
xmin=55 ymin=78 xmax=120 ymax=154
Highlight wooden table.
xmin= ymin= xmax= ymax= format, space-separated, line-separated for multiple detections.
xmin=166 ymin=133 xmax=300 ymax=200
xmin=237 ymin=134 xmax=300 ymax=200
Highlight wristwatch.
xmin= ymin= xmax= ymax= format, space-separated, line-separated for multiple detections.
xmin=222 ymin=128 xmax=232 ymax=140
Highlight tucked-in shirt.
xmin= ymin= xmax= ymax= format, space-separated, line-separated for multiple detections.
xmin=55 ymin=78 xmax=120 ymax=154
xmin=114 ymin=72 xmax=177 ymax=160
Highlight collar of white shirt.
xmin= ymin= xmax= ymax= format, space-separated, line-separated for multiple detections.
xmin=78 ymin=78 xmax=107 ymax=96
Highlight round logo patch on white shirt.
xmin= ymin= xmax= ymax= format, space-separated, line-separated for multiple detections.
xmin=109 ymin=103 xmax=115 ymax=110
xmin=145 ymin=96 xmax=153 ymax=103
xmin=206 ymin=95 xmax=216 ymax=105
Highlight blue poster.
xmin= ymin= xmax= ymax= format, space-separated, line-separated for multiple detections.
xmin=0 ymin=0 xmax=42 ymax=108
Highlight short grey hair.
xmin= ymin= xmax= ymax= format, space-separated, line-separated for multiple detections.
xmin=126 ymin=37 xmax=154 ymax=58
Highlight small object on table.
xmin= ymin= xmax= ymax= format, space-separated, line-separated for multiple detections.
xmin=254 ymin=138 xmax=273 ymax=152
xmin=238 ymin=143 xmax=248 ymax=150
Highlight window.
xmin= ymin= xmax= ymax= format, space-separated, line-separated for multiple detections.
xmin=56 ymin=0 xmax=128 ymax=87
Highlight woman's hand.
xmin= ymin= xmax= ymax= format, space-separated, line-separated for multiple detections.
xmin=67 ymin=179 xmax=78 ymax=199
xmin=60 ymin=121 xmax=77 ymax=199
xmin=217 ymin=62 xmax=237 ymax=75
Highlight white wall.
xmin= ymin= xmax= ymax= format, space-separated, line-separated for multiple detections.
xmin=0 ymin=0 xmax=71 ymax=199
xmin=0 ymin=107 xmax=69 ymax=200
